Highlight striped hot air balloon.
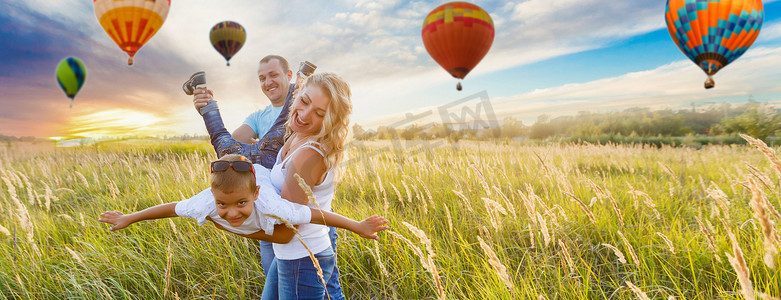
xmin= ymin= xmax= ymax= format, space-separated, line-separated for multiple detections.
xmin=665 ymin=0 xmax=764 ymax=89
xmin=55 ymin=57 xmax=87 ymax=108
xmin=210 ymin=21 xmax=247 ymax=66
xmin=93 ymin=0 xmax=171 ymax=65
xmin=422 ymin=2 xmax=494 ymax=91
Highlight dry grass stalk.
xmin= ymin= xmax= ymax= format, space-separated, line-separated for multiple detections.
xmin=416 ymin=177 xmax=434 ymax=204
xmin=746 ymin=163 xmax=775 ymax=190
xmin=564 ymin=192 xmax=597 ymax=225
xmin=757 ymin=292 xmax=781 ymax=300
xmin=74 ymin=171 xmax=89 ymax=188
xmin=528 ymin=224 xmax=535 ymax=249
xmin=518 ymin=189 xmax=538 ymax=225
xmin=452 ymin=190 xmax=474 ymax=212
xmin=482 ymin=197 xmax=507 ymax=231
xmin=558 ymin=240 xmax=576 ymax=274
xmin=388 ymin=230 xmax=445 ymax=299
xmin=617 ymin=231 xmax=640 ymax=268
xmin=627 ymin=190 xmax=661 ymax=220
xmin=0 ymin=224 xmax=10 ymax=237
xmin=265 ymin=213 xmax=328 ymax=293
xmin=587 ymin=179 xmax=606 ymax=203
xmin=655 ymin=232 xmax=676 ymax=254
xmin=748 ymin=179 xmax=780 ymax=269
xmin=694 ymin=216 xmax=722 ymax=263
xmin=492 ymin=186 xmax=516 ymax=218
xmin=605 ymin=190 xmax=626 ymax=227
xmin=601 ymin=243 xmax=627 ymax=264
xmin=469 ymin=165 xmax=492 ymax=197
xmin=66 ymin=246 xmax=113 ymax=299
xmin=741 ymin=133 xmax=781 ymax=177
xmin=707 ymin=182 xmax=731 ymax=220
xmin=390 ymin=183 xmax=404 ymax=206
xmin=372 ymin=240 xmax=389 ymax=277
xmin=552 ymin=205 xmax=569 ymax=223
xmin=401 ymin=222 xmax=445 ymax=299
xmin=477 ymin=236 xmax=514 ymax=289
xmin=401 ymin=180 xmax=413 ymax=204
xmin=657 ymin=161 xmax=680 ymax=187
xmin=537 ymin=212 xmax=551 ymax=247
xmin=625 ymin=281 xmax=651 ymax=300
xmin=725 ymin=227 xmax=755 ymax=300
xmin=164 ymin=242 xmax=172 ymax=296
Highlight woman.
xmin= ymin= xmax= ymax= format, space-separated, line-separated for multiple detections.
xmin=193 ymin=72 xmax=354 ymax=299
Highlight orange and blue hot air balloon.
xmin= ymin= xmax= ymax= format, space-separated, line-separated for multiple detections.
xmin=422 ymin=2 xmax=494 ymax=91
xmin=93 ymin=0 xmax=171 ymax=65
xmin=210 ymin=21 xmax=247 ymax=66
xmin=665 ymin=0 xmax=764 ymax=89
xmin=55 ymin=57 xmax=86 ymax=109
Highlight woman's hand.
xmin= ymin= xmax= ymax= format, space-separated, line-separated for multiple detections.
xmin=98 ymin=210 xmax=133 ymax=231
xmin=193 ymin=87 xmax=214 ymax=112
xmin=355 ymin=215 xmax=390 ymax=240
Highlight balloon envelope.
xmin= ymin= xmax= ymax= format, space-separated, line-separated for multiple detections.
xmin=93 ymin=0 xmax=171 ymax=65
xmin=56 ymin=57 xmax=86 ymax=105
xmin=665 ymin=0 xmax=763 ymax=87
xmin=210 ymin=21 xmax=247 ymax=66
xmin=421 ymin=2 xmax=494 ymax=80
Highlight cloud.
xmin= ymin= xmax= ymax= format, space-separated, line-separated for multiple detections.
xmin=362 ymin=45 xmax=781 ymax=128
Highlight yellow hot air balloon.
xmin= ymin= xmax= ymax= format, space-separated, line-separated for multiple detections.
xmin=93 ymin=0 xmax=170 ymax=65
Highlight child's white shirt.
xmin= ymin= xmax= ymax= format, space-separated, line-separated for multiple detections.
xmin=174 ymin=165 xmax=311 ymax=235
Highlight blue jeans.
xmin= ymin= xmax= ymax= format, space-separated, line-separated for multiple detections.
xmin=261 ymin=247 xmax=336 ymax=300
xmin=199 ymin=83 xmax=294 ymax=168
xmin=260 ymin=226 xmax=345 ymax=299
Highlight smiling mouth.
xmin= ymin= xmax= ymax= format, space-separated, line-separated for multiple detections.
xmin=294 ymin=112 xmax=309 ymax=126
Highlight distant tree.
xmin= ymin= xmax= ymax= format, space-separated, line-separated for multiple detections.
xmin=721 ymin=103 xmax=780 ymax=140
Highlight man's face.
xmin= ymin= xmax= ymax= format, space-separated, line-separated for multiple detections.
xmin=213 ymin=186 xmax=258 ymax=227
xmin=257 ymin=59 xmax=292 ymax=105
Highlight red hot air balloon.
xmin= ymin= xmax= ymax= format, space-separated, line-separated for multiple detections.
xmin=422 ymin=2 xmax=494 ymax=91
xmin=665 ymin=0 xmax=764 ymax=89
xmin=93 ymin=0 xmax=170 ymax=65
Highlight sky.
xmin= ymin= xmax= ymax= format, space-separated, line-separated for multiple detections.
xmin=1 ymin=0 xmax=780 ymax=139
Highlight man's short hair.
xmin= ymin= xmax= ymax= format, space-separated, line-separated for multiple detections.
xmin=260 ymin=55 xmax=290 ymax=73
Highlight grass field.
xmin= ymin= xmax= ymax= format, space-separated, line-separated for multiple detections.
xmin=1 ymin=138 xmax=780 ymax=299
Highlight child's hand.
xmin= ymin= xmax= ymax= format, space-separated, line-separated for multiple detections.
xmin=98 ymin=211 xmax=132 ymax=231
xmin=356 ymin=215 xmax=390 ymax=240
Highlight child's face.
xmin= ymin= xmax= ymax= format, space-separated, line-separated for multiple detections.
xmin=213 ymin=186 xmax=259 ymax=227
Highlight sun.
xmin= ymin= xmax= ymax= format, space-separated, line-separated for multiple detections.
xmin=57 ymin=109 xmax=174 ymax=139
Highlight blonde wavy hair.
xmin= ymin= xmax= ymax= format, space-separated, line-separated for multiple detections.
xmin=285 ymin=72 xmax=352 ymax=172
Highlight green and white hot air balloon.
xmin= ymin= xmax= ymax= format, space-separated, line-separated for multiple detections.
xmin=55 ymin=57 xmax=86 ymax=108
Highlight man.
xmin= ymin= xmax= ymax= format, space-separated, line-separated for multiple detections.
xmin=194 ymin=55 xmax=293 ymax=144
xmin=189 ymin=55 xmax=346 ymax=299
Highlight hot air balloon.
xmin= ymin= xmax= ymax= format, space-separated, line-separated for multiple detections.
xmin=665 ymin=0 xmax=764 ymax=89
xmin=93 ymin=0 xmax=171 ymax=65
xmin=210 ymin=21 xmax=246 ymax=66
xmin=422 ymin=2 xmax=494 ymax=91
xmin=55 ymin=57 xmax=86 ymax=108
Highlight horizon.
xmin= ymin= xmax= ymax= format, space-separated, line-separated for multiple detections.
xmin=2 ymin=1 xmax=781 ymax=140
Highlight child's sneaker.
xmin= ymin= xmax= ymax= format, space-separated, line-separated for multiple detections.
xmin=183 ymin=71 xmax=206 ymax=95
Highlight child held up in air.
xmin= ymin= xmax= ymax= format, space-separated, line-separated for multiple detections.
xmin=99 ymin=154 xmax=388 ymax=242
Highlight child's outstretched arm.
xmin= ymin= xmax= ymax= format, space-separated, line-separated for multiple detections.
xmin=99 ymin=203 xmax=178 ymax=231
xmin=309 ymin=210 xmax=389 ymax=240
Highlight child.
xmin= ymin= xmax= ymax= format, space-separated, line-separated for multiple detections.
xmin=99 ymin=154 xmax=388 ymax=242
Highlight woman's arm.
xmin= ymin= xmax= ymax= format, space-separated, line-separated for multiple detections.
xmin=209 ymin=220 xmax=296 ymax=243
xmin=98 ymin=203 xmax=178 ymax=231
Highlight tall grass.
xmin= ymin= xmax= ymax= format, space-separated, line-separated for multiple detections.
xmin=0 ymin=139 xmax=779 ymax=299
